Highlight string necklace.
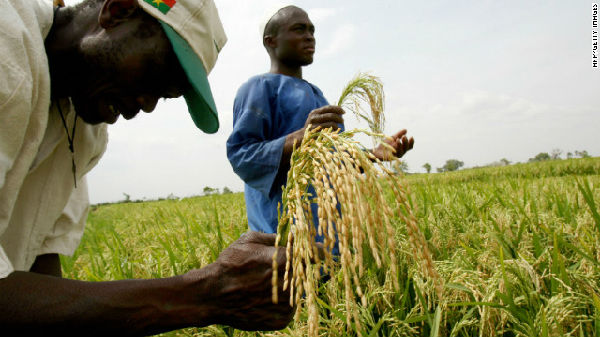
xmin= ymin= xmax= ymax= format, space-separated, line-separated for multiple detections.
xmin=55 ymin=99 xmax=78 ymax=188
xmin=52 ymin=5 xmax=77 ymax=187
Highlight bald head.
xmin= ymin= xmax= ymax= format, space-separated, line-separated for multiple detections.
xmin=263 ymin=6 xmax=307 ymax=41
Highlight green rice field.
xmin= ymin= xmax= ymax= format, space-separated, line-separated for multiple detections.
xmin=61 ymin=157 xmax=600 ymax=336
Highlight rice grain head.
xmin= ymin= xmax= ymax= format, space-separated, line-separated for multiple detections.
xmin=271 ymin=126 xmax=440 ymax=336
xmin=270 ymin=73 xmax=440 ymax=336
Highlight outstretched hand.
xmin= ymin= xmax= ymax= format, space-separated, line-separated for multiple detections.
xmin=372 ymin=129 xmax=414 ymax=161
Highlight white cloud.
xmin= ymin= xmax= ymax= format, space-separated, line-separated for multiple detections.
xmin=392 ymin=88 xmax=599 ymax=171
xmin=319 ymin=23 xmax=356 ymax=58
xmin=307 ymin=7 xmax=336 ymax=23
xmin=458 ymin=90 xmax=549 ymax=122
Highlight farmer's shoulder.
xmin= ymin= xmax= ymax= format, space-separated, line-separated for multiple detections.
xmin=235 ymin=73 xmax=282 ymax=101
xmin=306 ymin=80 xmax=325 ymax=98
xmin=238 ymin=73 xmax=284 ymax=91
xmin=0 ymin=1 xmax=53 ymax=112
xmin=0 ymin=0 xmax=53 ymax=67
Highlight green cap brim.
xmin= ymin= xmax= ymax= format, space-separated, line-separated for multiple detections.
xmin=160 ymin=21 xmax=219 ymax=134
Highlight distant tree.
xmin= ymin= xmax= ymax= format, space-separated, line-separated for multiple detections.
xmin=122 ymin=193 xmax=131 ymax=203
xmin=574 ymin=150 xmax=590 ymax=158
xmin=436 ymin=167 xmax=444 ymax=173
xmin=551 ymin=148 xmax=562 ymax=160
xmin=439 ymin=159 xmax=464 ymax=172
xmin=400 ymin=161 xmax=409 ymax=173
xmin=528 ymin=152 xmax=551 ymax=162
xmin=487 ymin=158 xmax=512 ymax=167
xmin=567 ymin=152 xmax=573 ymax=159
xmin=222 ymin=187 xmax=233 ymax=194
xmin=391 ymin=160 xmax=409 ymax=174
xmin=500 ymin=158 xmax=511 ymax=166
xmin=166 ymin=193 xmax=178 ymax=200
xmin=203 ymin=186 xmax=218 ymax=195
xmin=422 ymin=163 xmax=431 ymax=173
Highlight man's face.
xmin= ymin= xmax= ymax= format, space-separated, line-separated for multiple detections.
xmin=72 ymin=16 xmax=190 ymax=124
xmin=273 ymin=9 xmax=315 ymax=67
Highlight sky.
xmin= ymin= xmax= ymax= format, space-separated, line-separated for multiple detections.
xmin=63 ymin=0 xmax=599 ymax=204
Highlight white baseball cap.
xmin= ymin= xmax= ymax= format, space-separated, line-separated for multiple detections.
xmin=138 ymin=0 xmax=227 ymax=133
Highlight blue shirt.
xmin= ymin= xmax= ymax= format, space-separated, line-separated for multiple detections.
xmin=227 ymin=73 xmax=335 ymax=233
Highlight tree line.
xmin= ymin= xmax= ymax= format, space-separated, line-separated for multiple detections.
xmin=418 ymin=149 xmax=592 ymax=174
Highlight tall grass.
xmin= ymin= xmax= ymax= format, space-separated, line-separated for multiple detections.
xmin=62 ymin=157 xmax=600 ymax=336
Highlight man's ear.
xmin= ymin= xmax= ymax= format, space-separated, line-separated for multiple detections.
xmin=99 ymin=0 xmax=140 ymax=29
xmin=264 ymin=35 xmax=277 ymax=49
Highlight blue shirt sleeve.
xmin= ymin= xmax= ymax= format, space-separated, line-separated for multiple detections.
xmin=226 ymin=78 xmax=286 ymax=198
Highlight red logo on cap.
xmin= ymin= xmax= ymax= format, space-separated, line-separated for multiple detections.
xmin=144 ymin=0 xmax=176 ymax=14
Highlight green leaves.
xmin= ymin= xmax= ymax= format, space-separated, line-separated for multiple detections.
xmin=577 ymin=177 xmax=600 ymax=234
xmin=61 ymin=157 xmax=600 ymax=336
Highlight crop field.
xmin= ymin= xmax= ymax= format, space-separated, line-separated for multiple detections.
xmin=61 ymin=157 xmax=600 ymax=336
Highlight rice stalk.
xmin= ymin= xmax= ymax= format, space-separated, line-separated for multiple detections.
xmin=272 ymin=126 xmax=440 ymax=337
xmin=337 ymin=72 xmax=385 ymax=145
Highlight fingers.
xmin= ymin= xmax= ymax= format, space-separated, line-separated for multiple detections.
xmin=398 ymin=136 xmax=414 ymax=156
xmin=238 ymin=231 xmax=276 ymax=246
xmin=305 ymin=105 xmax=345 ymax=129
xmin=209 ymin=233 xmax=295 ymax=331
xmin=237 ymin=231 xmax=289 ymax=270
xmin=387 ymin=129 xmax=414 ymax=158
xmin=309 ymin=122 xmax=341 ymax=131
xmin=307 ymin=113 xmax=344 ymax=127
xmin=272 ymin=246 xmax=287 ymax=271
xmin=404 ymin=136 xmax=414 ymax=152
xmin=390 ymin=129 xmax=408 ymax=139
xmin=312 ymin=105 xmax=345 ymax=116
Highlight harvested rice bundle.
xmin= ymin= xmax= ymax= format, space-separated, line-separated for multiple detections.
xmin=271 ymin=74 xmax=441 ymax=337
xmin=272 ymin=128 xmax=440 ymax=336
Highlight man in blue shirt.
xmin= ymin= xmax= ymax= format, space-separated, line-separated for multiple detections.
xmin=227 ymin=5 xmax=414 ymax=236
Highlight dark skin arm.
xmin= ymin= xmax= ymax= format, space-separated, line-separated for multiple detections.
xmin=0 ymin=232 xmax=292 ymax=336
xmin=30 ymin=253 xmax=62 ymax=277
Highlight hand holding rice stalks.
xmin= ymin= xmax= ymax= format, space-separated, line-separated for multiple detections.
xmin=272 ymin=126 xmax=441 ymax=336
xmin=272 ymin=73 xmax=440 ymax=336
